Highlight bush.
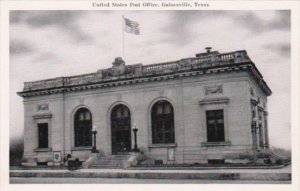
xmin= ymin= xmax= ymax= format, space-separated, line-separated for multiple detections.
xmin=270 ymin=147 xmax=291 ymax=161
xmin=10 ymin=137 xmax=24 ymax=166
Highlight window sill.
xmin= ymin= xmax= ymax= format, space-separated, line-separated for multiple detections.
xmin=34 ymin=148 xmax=52 ymax=152
xmin=72 ymin=146 xmax=92 ymax=151
xmin=149 ymin=143 xmax=177 ymax=148
xmin=201 ymin=141 xmax=231 ymax=147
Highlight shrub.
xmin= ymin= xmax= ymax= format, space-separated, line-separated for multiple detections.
xmin=10 ymin=137 xmax=24 ymax=166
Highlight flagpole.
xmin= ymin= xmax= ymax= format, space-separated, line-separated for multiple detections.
xmin=122 ymin=15 xmax=125 ymax=59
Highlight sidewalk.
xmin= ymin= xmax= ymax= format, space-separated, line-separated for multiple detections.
xmin=10 ymin=165 xmax=291 ymax=181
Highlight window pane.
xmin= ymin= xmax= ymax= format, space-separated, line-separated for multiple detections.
xmin=206 ymin=111 xmax=214 ymax=117
xmin=117 ymin=109 xmax=122 ymax=118
xmin=164 ymin=104 xmax=171 ymax=114
xmin=79 ymin=112 xmax=84 ymax=121
xmin=156 ymin=105 xmax=163 ymax=114
xmin=206 ymin=110 xmax=224 ymax=142
xmin=85 ymin=111 xmax=91 ymax=120
xmin=216 ymin=111 xmax=223 ymax=117
xmin=123 ymin=109 xmax=129 ymax=117
xmin=217 ymin=119 xmax=224 ymax=124
xmin=207 ymin=119 xmax=215 ymax=124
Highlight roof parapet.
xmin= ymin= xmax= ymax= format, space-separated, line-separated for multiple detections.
xmin=19 ymin=49 xmax=270 ymax=96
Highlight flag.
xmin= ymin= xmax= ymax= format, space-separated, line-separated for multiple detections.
xmin=123 ymin=17 xmax=140 ymax=35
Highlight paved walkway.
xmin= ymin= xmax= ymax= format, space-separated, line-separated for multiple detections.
xmin=10 ymin=177 xmax=291 ymax=184
xmin=10 ymin=165 xmax=291 ymax=182
xmin=10 ymin=164 xmax=291 ymax=174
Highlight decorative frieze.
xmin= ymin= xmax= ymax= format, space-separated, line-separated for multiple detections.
xmin=37 ymin=103 xmax=49 ymax=111
xmin=199 ymin=97 xmax=229 ymax=106
xmin=205 ymin=85 xmax=222 ymax=95
xmin=32 ymin=113 xmax=52 ymax=119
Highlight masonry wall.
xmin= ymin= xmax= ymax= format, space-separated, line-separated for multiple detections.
xmin=22 ymin=71 xmax=260 ymax=165
xmin=248 ymin=77 xmax=269 ymax=150
xmin=23 ymin=94 xmax=64 ymax=165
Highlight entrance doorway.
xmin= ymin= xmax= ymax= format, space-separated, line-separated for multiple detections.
xmin=111 ymin=104 xmax=131 ymax=155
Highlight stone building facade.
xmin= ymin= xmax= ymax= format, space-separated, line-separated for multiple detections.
xmin=18 ymin=48 xmax=272 ymax=166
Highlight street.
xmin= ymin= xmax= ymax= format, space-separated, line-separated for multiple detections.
xmin=10 ymin=177 xmax=291 ymax=184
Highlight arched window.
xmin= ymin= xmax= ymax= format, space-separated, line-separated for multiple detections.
xmin=74 ymin=108 xmax=92 ymax=147
xmin=111 ymin=104 xmax=131 ymax=154
xmin=151 ymin=100 xmax=175 ymax=144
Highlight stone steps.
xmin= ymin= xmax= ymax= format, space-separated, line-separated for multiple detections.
xmin=89 ymin=155 xmax=131 ymax=169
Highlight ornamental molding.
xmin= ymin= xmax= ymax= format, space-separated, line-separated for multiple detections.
xmin=37 ymin=103 xmax=49 ymax=112
xmin=18 ymin=50 xmax=272 ymax=98
xmin=32 ymin=112 xmax=52 ymax=119
xmin=248 ymin=67 xmax=272 ymax=96
xmin=201 ymin=141 xmax=231 ymax=147
xmin=205 ymin=85 xmax=223 ymax=95
xmin=199 ymin=97 xmax=229 ymax=106
xmin=18 ymin=63 xmax=267 ymax=98
xmin=258 ymin=106 xmax=264 ymax=112
xmin=250 ymin=99 xmax=258 ymax=106
xmin=148 ymin=143 xmax=177 ymax=148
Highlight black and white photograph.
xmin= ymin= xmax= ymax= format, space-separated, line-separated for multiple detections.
xmin=1 ymin=0 xmax=299 ymax=190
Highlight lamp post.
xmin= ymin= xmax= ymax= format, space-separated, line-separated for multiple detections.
xmin=132 ymin=123 xmax=140 ymax=152
xmin=92 ymin=125 xmax=99 ymax=153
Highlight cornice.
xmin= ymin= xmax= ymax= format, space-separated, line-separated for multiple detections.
xmin=248 ymin=66 xmax=272 ymax=96
xmin=251 ymin=99 xmax=258 ymax=106
xmin=18 ymin=63 xmax=252 ymax=98
xmin=17 ymin=54 xmax=272 ymax=98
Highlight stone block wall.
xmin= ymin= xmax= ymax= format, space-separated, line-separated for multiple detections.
xmin=22 ymin=71 xmax=265 ymax=165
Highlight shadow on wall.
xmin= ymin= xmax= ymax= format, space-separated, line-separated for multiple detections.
xmin=10 ymin=137 xmax=24 ymax=166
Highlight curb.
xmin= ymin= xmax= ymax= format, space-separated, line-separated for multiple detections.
xmin=10 ymin=171 xmax=291 ymax=181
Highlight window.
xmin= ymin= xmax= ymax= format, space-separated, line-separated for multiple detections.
xmin=38 ymin=123 xmax=48 ymax=148
xmin=258 ymin=124 xmax=264 ymax=147
xmin=111 ymin=104 xmax=131 ymax=154
xmin=206 ymin=110 xmax=225 ymax=142
xmin=252 ymin=110 xmax=256 ymax=119
xmin=74 ymin=108 xmax=92 ymax=147
xmin=259 ymin=112 xmax=262 ymax=120
xmin=151 ymin=100 xmax=175 ymax=144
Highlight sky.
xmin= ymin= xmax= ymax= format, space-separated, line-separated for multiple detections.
xmin=9 ymin=10 xmax=291 ymax=149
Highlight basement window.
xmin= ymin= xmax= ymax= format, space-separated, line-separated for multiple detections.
xmin=208 ymin=159 xmax=225 ymax=164
xmin=154 ymin=160 xmax=163 ymax=165
xmin=37 ymin=162 xmax=48 ymax=166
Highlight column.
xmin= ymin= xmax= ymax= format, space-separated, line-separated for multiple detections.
xmin=264 ymin=111 xmax=269 ymax=148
